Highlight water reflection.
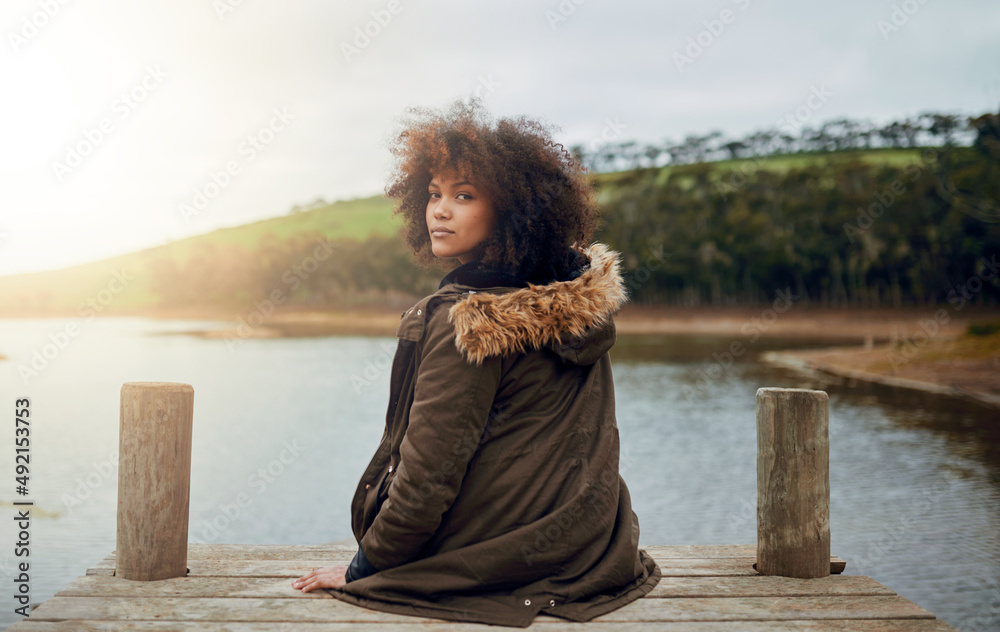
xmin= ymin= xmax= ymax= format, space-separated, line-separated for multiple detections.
xmin=612 ymin=332 xmax=999 ymax=632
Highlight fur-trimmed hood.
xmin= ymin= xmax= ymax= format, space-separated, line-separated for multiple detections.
xmin=443 ymin=242 xmax=628 ymax=366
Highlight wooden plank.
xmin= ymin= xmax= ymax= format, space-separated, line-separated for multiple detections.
xmin=591 ymin=596 xmax=937 ymax=622
xmin=641 ymin=545 xmax=758 ymax=558
xmin=94 ymin=545 xmax=847 ymax=575
xmin=87 ymin=557 xmax=750 ymax=579
xmin=88 ymin=559 xmax=354 ymax=578
xmin=55 ymin=573 xmax=893 ymax=600
xmin=101 ymin=543 xmax=782 ymax=559
xmin=648 ymin=575 xmax=890 ymax=598
xmin=87 ymin=553 xmax=843 ymax=578
xmin=24 ymin=595 xmax=936 ymax=623
xmin=55 ymin=576 xmax=330 ymax=599
xmin=103 ymin=544 xmax=358 ymax=560
xmin=4 ymin=619 xmax=962 ymax=632
xmin=95 ymin=544 xmax=752 ymax=563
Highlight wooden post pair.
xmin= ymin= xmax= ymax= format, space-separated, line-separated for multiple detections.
xmin=111 ymin=383 xmax=832 ymax=581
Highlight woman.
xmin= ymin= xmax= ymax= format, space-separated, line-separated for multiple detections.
xmin=292 ymin=100 xmax=660 ymax=627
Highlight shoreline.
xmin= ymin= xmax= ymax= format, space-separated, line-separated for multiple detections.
xmin=96 ymin=304 xmax=993 ymax=342
xmin=3 ymin=306 xmax=998 ymax=407
xmin=761 ymin=337 xmax=1000 ymax=409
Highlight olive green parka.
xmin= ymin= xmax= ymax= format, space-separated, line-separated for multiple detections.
xmin=332 ymin=242 xmax=661 ymax=627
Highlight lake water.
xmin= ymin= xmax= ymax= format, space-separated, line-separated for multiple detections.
xmin=0 ymin=317 xmax=997 ymax=631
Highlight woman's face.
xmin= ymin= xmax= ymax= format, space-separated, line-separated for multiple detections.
xmin=426 ymin=171 xmax=496 ymax=264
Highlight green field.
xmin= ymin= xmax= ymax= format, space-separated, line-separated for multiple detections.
xmin=167 ymin=196 xmax=401 ymax=259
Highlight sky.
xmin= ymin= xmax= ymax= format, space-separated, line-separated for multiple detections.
xmin=0 ymin=0 xmax=997 ymax=276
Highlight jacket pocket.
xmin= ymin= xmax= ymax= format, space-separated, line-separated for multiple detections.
xmin=358 ymin=466 xmax=395 ymax=538
xmin=375 ymin=466 xmax=396 ymax=513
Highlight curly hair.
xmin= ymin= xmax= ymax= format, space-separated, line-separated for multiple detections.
xmin=384 ymin=98 xmax=602 ymax=282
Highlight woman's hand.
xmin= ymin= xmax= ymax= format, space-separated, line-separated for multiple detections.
xmin=292 ymin=565 xmax=348 ymax=592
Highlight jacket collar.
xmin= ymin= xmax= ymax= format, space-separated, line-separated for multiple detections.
xmin=437 ymin=247 xmax=587 ymax=290
xmin=443 ymin=243 xmax=627 ymax=365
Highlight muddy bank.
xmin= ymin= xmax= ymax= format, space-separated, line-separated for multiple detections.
xmin=762 ymin=332 xmax=1000 ymax=408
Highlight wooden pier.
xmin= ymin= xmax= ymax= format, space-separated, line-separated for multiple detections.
xmin=7 ymin=384 xmax=960 ymax=630
xmin=9 ymin=543 xmax=956 ymax=630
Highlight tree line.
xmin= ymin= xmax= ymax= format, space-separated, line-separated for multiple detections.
xmin=599 ymin=110 xmax=999 ymax=307
xmin=145 ymin=109 xmax=999 ymax=311
xmin=571 ymin=110 xmax=979 ymax=174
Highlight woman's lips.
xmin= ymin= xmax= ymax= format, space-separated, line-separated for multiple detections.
xmin=431 ymin=230 xmax=453 ymax=238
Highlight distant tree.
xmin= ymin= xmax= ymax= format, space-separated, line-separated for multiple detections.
xmin=900 ymin=117 xmax=923 ymax=147
xmin=722 ymin=140 xmax=747 ymax=160
xmin=856 ymin=120 xmax=876 ymax=149
xmin=643 ymin=144 xmax=663 ymax=168
xmin=923 ymin=112 xmax=962 ymax=147
xmin=666 ymin=141 xmax=687 ymax=165
xmin=969 ymin=110 xmax=1000 ymax=158
xmin=878 ymin=121 xmax=906 ymax=148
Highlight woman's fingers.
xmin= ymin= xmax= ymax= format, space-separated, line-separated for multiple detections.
xmin=291 ymin=565 xmax=348 ymax=592
xmin=292 ymin=568 xmax=321 ymax=591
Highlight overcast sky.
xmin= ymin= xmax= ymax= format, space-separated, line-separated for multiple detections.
xmin=1 ymin=0 xmax=997 ymax=276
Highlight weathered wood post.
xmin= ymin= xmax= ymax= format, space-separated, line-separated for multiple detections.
xmin=756 ymin=387 xmax=830 ymax=578
xmin=116 ymin=382 xmax=194 ymax=581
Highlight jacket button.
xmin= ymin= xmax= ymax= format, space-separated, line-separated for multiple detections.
xmin=416 ymin=309 xmax=422 ymax=315
xmin=523 ymin=599 xmax=531 ymax=606
xmin=388 ymin=465 xmax=394 ymax=473
xmin=365 ymin=483 xmax=371 ymax=489
xmin=549 ymin=600 xmax=556 ymax=607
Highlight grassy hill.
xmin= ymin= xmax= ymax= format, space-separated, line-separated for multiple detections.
xmin=0 ymin=195 xmax=400 ymax=316
xmin=0 ymin=148 xmax=934 ymax=317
